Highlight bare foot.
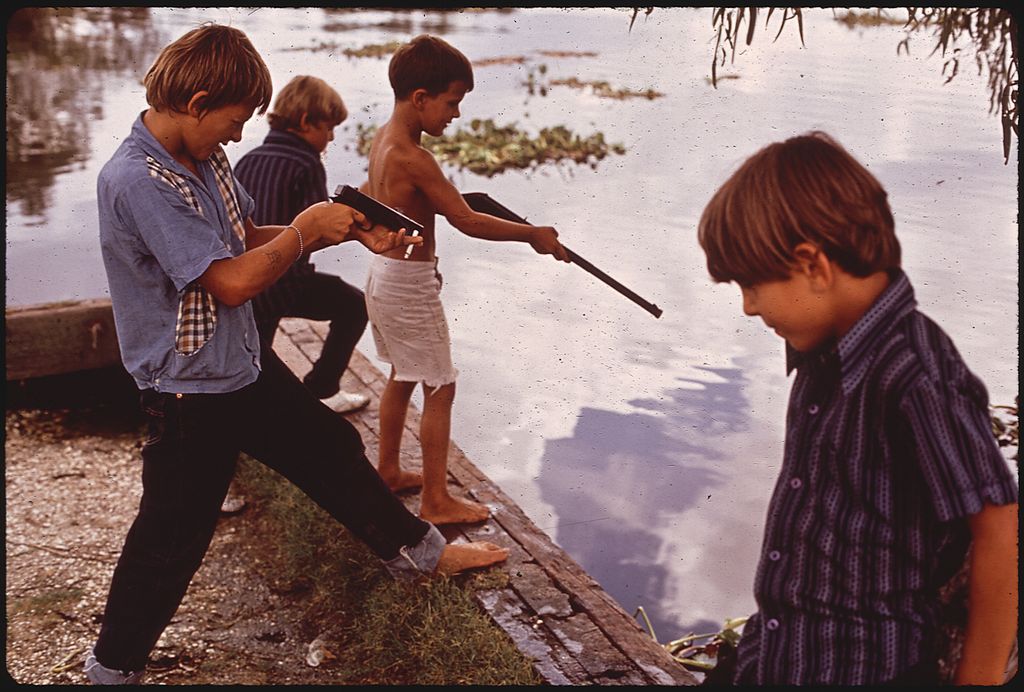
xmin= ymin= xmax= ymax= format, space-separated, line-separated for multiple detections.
xmin=377 ymin=469 xmax=423 ymax=493
xmin=420 ymin=495 xmax=490 ymax=525
xmin=436 ymin=541 xmax=509 ymax=575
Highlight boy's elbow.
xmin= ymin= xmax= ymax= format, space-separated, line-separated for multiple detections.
xmin=198 ymin=261 xmax=255 ymax=307
xmin=204 ymin=282 xmax=250 ymax=307
xmin=446 ymin=211 xmax=481 ymax=237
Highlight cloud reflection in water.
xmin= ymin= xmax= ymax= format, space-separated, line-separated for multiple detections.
xmin=536 ymin=366 xmax=749 ymax=638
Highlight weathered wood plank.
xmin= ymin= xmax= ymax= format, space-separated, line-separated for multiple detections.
xmin=5 ymin=299 xmax=122 ymax=380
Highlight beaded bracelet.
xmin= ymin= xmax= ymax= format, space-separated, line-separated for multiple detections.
xmin=286 ymin=224 xmax=304 ymax=262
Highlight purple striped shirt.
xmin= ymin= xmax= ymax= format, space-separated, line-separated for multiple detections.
xmin=233 ymin=130 xmax=326 ymax=318
xmin=734 ymin=269 xmax=1017 ymax=684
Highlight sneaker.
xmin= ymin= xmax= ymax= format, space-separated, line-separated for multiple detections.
xmin=322 ymin=390 xmax=370 ymax=414
xmin=84 ymin=648 xmax=143 ymax=685
xmin=220 ymin=481 xmax=247 ymax=514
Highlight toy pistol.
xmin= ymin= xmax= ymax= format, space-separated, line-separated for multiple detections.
xmin=332 ymin=185 xmax=423 ymax=258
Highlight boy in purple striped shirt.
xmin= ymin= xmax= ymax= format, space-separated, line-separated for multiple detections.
xmin=697 ymin=131 xmax=1017 ymax=685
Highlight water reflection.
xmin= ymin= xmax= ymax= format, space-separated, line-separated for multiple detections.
xmin=537 ymin=366 xmax=749 ymax=637
xmin=5 ymin=8 xmax=164 ymax=217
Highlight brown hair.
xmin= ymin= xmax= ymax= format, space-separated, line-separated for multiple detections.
xmin=144 ymin=23 xmax=272 ymax=116
xmin=697 ymin=131 xmax=900 ymax=285
xmin=267 ymin=75 xmax=347 ymax=131
xmin=388 ymin=34 xmax=473 ymax=100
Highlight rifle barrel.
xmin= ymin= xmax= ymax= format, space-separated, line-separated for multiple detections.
xmin=462 ymin=192 xmax=662 ymax=318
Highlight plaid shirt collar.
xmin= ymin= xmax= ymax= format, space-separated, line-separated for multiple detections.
xmin=132 ymin=111 xmax=244 ymax=244
xmin=786 ymin=269 xmax=917 ymax=395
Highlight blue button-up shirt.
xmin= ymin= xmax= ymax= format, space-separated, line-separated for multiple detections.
xmin=98 ymin=113 xmax=261 ymax=393
xmin=734 ymin=270 xmax=1017 ymax=684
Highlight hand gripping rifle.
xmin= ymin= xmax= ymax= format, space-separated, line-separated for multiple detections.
xmin=463 ymin=192 xmax=663 ymax=318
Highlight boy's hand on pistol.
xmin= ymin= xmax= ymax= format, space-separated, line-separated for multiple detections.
xmin=529 ymin=226 xmax=570 ymax=262
xmin=350 ymin=222 xmax=424 ymax=254
xmin=293 ymin=200 xmax=365 ymax=250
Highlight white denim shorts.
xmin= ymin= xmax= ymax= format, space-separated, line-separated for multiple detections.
xmin=365 ymin=255 xmax=458 ymax=388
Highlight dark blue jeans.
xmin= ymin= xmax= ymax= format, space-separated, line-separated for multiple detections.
xmin=254 ymin=269 xmax=368 ymax=398
xmin=93 ymin=348 xmax=430 ymax=672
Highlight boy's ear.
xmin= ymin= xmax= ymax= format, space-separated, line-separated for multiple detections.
xmin=410 ymin=88 xmax=430 ymax=109
xmin=298 ymin=112 xmax=311 ymax=132
xmin=792 ymin=242 xmax=834 ymax=290
xmin=186 ymin=91 xmax=210 ymax=119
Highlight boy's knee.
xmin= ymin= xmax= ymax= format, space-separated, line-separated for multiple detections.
xmin=423 ymin=380 xmax=456 ymax=402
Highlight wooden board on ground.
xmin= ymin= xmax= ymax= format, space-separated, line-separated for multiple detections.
xmin=5 ymin=299 xmax=122 ymax=381
xmin=277 ymin=317 xmax=698 ymax=686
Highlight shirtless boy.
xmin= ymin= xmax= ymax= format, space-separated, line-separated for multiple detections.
xmin=363 ymin=34 xmax=569 ymax=525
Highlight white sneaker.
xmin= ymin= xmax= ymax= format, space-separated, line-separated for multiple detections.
xmin=220 ymin=481 xmax=247 ymax=514
xmin=323 ymin=390 xmax=370 ymax=413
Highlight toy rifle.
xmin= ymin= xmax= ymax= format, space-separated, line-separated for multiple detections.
xmin=463 ymin=192 xmax=663 ymax=318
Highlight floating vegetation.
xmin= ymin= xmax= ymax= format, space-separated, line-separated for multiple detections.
xmin=356 ymin=119 xmax=626 ymax=177
xmin=703 ymin=74 xmax=740 ymax=85
xmin=991 ymin=401 xmax=1019 ymax=463
xmin=282 ymin=40 xmax=402 ymax=58
xmin=833 ymin=9 xmax=907 ymax=28
xmin=636 ymin=607 xmax=748 ymax=676
xmin=538 ymin=50 xmax=598 ymax=58
xmin=342 ymin=40 xmax=403 ymax=59
xmin=549 ymin=77 xmax=664 ymax=100
xmin=473 ymin=55 xmax=528 ymax=67
xmin=521 ymin=63 xmax=662 ymax=100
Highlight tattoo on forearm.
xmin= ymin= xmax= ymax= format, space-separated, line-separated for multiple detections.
xmin=264 ymin=248 xmax=283 ymax=269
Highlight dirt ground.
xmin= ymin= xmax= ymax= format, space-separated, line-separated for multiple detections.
xmin=4 ymin=401 xmax=357 ymax=685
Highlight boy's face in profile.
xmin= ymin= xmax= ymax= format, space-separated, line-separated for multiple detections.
xmin=185 ymin=100 xmax=255 ymax=161
xmin=299 ymin=117 xmax=340 ymax=154
xmin=419 ymin=80 xmax=468 ymax=137
xmin=739 ymin=270 xmax=836 ymax=353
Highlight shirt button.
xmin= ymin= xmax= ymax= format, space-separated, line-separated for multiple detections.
xmin=766 ymin=618 xmax=780 ymax=631
xmin=769 ymin=550 xmax=781 ymax=561
xmin=808 ymin=404 xmax=820 ymax=415
xmin=789 ymin=478 xmax=803 ymax=489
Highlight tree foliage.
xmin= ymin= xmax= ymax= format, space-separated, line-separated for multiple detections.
xmin=630 ymin=7 xmax=1018 ymax=163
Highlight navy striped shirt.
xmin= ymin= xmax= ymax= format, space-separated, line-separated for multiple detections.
xmin=734 ymin=269 xmax=1017 ymax=685
xmin=233 ymin=130 xmax=326 ymax=318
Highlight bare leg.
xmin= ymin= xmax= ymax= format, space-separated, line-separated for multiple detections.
xmin=418 ymin=381 xmax=490 ymax=525
xmin=376 ymin=369 xmax=422 ymax=492
xmin=436 ymin=542 xmax=509 ymax=575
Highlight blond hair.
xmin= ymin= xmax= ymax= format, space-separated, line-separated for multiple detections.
xmin=698 ymin=131 xmax=900 ymax=285
xmin=267 ymin=76 xmax=347 ymax=131
xmin=144 ymin=23 xmax=272 ymax=116
xmin=388 ymin=34 xmax=473 ymax=100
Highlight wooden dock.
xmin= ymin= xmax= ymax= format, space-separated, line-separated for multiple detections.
xmin=5 ymin=300 xmax=698 ymax=685
xmin=275 ymin=317 xmax=697 ymax=685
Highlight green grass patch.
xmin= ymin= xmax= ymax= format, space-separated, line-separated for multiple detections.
xmin=8 ymin=587 xmax=84 ymax=616
xmin=234 ymin=455 xmax=541 ymax=685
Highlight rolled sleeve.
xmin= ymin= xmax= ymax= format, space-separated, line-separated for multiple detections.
xmin=900 ymin=374 xmax=1017 ymax=522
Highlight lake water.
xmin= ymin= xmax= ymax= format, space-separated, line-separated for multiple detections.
xmin=6 ymin=7 xmax=1018 ymax=641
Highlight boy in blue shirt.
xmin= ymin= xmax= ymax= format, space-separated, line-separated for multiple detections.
xmin=86 ymin=24 xmax=507 ymax=685
xmin=697 ymin=131 xmax=1017 ymax=685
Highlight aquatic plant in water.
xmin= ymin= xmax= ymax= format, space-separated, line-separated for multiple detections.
xmin=282 ymin=40 xmax=402 ymax=58
xmin=356 ymin=120 xmax=626 ymax=177
xmin=548 ymin=77 xmax=664 ymax=100
xmin=635 ymin=607 xmax=747 ymax=676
